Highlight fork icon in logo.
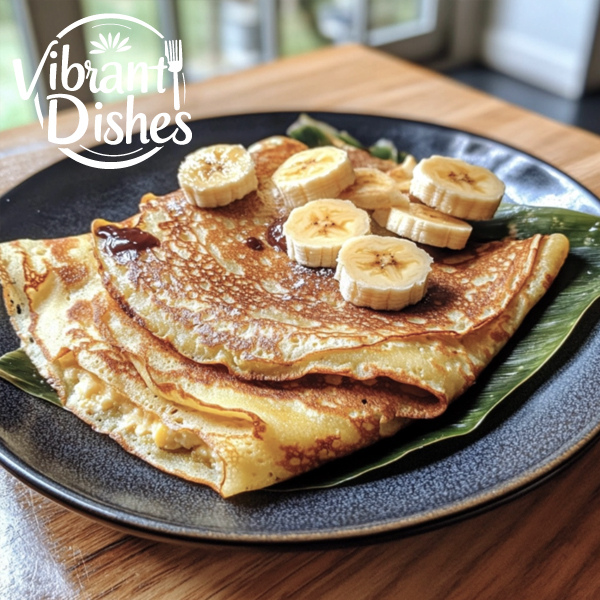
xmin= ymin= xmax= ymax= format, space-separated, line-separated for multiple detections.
xmin=165 ymin=40 xmax=183 ymax=110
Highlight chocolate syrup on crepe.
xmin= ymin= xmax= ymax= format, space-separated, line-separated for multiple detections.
xmin=96 ymin=225 xmax=160 ymax=259
xmin=266 ymin=217 xmax=287 ymax=252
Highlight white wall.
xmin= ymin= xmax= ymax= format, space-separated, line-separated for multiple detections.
xmin=482 ymin=0 xmax=600 ymax=99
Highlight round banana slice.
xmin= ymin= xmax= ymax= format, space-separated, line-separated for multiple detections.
xmin=339 ymin=168 xmax=410 ymax=210
xmin=373 ymin=203 xmax=472 ymax=250
xmin=284 ymin=199 xmax=370 ymax=268
xmin=272 ymin=147 xmax=355 ymax=209
xmin=387 ymin=155 xmax=417 ymax=193
xmin=410 ymin=155 xmax=505 ymax=220
xmin=178 ymin=144 xmax=258 ymax=208
xmin=334 ymin=235 xmax=433 ymax=311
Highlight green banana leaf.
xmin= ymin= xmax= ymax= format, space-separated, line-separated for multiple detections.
xmin=0 ymin=349 xmax=61 ymax=406
xmin=274 ymin=204 xmax=600 ymax=490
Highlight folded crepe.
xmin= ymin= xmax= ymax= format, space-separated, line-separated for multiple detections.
xmin=0 ymin=228 xmax=567 ymax=496
xmin=0 ymin=235 xmax=421 ymax=496
xmin=92 ymin=138 xmax=567 ymax=405
xmin=0 ymin=137 xmax=569 ymax=496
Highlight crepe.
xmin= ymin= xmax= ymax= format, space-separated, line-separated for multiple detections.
xmin=1 ymin=235 xmax=447 ymax=496
xmin=92 ymin=138 xmax=566 ymax=408
xmin=0 ymin=224 xmax=568 ymax=497
xmin=0 ymin=134 xmax=569 ymax=497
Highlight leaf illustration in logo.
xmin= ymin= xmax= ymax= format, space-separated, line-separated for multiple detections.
xmin=89 ymin=39 xmax=106 ymax=54
xmin=116 ymin=36 xmax=131 ymax=52
xmin=89 ymin=32 xmax=131 ymax=54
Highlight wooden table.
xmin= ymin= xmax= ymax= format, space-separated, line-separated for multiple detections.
xmin=1 ymin=45 xmax=600 ymax=600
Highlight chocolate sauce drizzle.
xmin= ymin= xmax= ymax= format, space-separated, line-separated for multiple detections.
xmin=96 ymin=224 xmax=160 ymax=260
xmin=266 ymin=217 xmax=287 ymax=252
xmin=245 ymin=237 xmax=264 ymax=251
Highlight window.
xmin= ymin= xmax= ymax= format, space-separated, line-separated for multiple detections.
xmin=0 ymin=0 xmax=36 ymax=130
xmin=1 ymin=0 xmax=445 ymax=130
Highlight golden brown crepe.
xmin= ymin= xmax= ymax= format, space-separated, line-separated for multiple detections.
xmin=0 ymin=235 xmax=423 ymax=496
xmin=0 ymin=227 xmax=568 ymax=496
xmin=91 ymin=138 xmax=562 ymax=402
xmin=0 ymin=136 xmax=569 ymax=497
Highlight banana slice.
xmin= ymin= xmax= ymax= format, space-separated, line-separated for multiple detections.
xmin=272 ymin=147 xmax=355 ymax=209
xmin=373 ymin=203 xmax=472 ymax=250
xmin=410 ymin=155 xmax=505 ymax=220
xmin=339 ymin=168 xmax=410 ymax=210
xmin=334 ymin=235 xmax=433 ymax=311
xmin=387 ymin=155 xmax=417 ymax=193
xmin=178 ymin=144 xmax=258 ymax=208
xmin=284 ymin=199 xmax=370 ymax=268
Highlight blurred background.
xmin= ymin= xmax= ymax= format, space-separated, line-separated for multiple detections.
xmin=1 ymin=0 xmax=599 ymax=133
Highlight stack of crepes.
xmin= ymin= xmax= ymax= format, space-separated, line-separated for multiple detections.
xmin=0 ymin=136 xmax=569 ymax=497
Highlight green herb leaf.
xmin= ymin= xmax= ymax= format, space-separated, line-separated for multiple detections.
xmin=286 ymin=113 xmax=341 ymax=143
xmin=0 ymin=348 xmax=62 ymax=406
xmin=288 ymin=124 xmax=331 ymax=148
xmin=337 ymin=130 xmax=363 ymax=149
xmin=274 ymin=204 xmax=600 ymax=491
xmin=368 ymin=138 xmax=399 ymax=162
xmin=287 ymin=114 xmax=411 ymax=163
xmin=287 ymin=113 xmax=382 ymax=153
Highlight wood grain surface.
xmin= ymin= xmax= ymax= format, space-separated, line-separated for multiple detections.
xmin=1 ymin=45 xmax=600 ymax=600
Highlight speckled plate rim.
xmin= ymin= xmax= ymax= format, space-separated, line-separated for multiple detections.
xmin=1 ymin=411 xmax=599 ymax=549
xmin=1 ymin=111 xmax=599 ymax=546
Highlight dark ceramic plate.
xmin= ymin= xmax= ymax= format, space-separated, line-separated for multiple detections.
xmin=1 ymin=112 xmax=600 ymax=546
